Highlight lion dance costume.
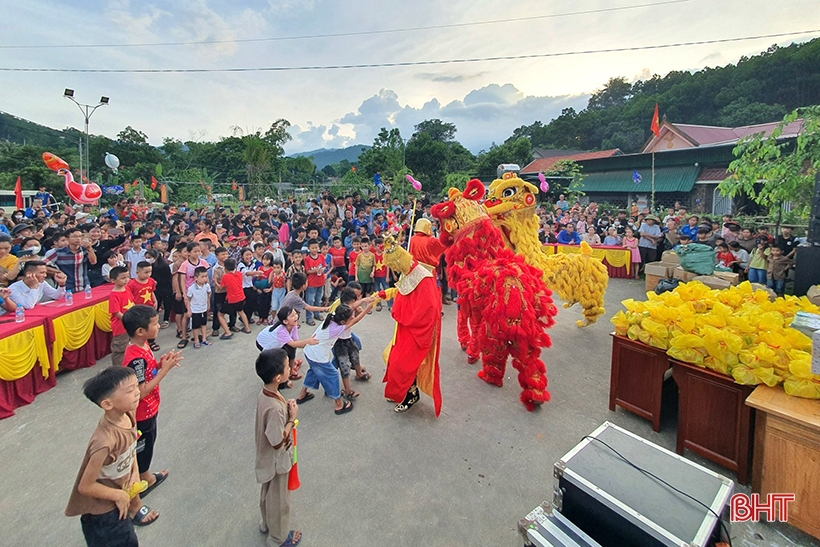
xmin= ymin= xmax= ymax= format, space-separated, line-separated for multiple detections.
xmin=379 ymin=236 xmax=443 ymax=415
xmin=431 ymin=179 xmax=557 ymax=410
xmin=484 ymin=173 xmax=609 ymax=327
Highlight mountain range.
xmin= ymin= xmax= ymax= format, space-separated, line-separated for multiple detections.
xmin=290 ymin=145 xmax=369 ymax=168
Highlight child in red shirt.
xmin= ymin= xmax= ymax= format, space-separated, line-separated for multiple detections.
xmin=303 ymin=239 xmax=326 ymax=325
xmin=715 ymin=243 xmax=737 ymax=269
xmin=347 ymin=237 xmax=361 ymax=284
xmin=217 ymin=258 xmax=250 ymax=338
xmin=127 ymin=261 xmax=160 ymax=352
xmin=109 ymin=267 xmax=134 ymax=367
xmin=373 ymin=237 xmax=388 ymax=312
xmin=121 ymin=304 xmax=182 ymax=524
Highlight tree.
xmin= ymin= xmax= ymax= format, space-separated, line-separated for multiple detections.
xmin=475 ymin=137 xmax=533 ymax=178
xmin=719 ymin=106 xmax=820 ymax=217
xmin=414 ymin=119 xmax=457 ymax=142
xmin=357 ymin=128 xmax=404 ymax=183
xmin=544 ymin=159 xmax=585 ymax=203
xmin=405 ymin=132 xmax=449 ymax=194
xmin=588 ymin=77 xmax=633 ymax=110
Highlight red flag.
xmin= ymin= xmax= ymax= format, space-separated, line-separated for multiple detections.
xmin=151 ymin=176 xmax=158 ymax=191
xmin=14 ymin=176 xmax=23 ymax=210
xmin=650 ymin=103 xmax=660 ymax=138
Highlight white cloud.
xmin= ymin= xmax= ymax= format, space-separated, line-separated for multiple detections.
xmin=294 ymin=84 xmax=587 ymax=153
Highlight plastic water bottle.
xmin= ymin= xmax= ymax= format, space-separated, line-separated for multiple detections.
xmin=85 ymin=285 xmax=93 ymax=299
xmin=65 ymin=290 xmax=73 ymax=306
xmin=15 ymin=306 xmax=24 ymax=323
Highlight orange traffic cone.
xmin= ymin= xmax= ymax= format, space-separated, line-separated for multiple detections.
xmin=288 ymin=428 xmax=300 ymax=491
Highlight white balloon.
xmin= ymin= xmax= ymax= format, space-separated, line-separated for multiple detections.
xmin=104 ymin=152 xmax=120 ymax=171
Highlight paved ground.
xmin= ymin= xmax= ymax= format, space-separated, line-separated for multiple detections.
xmin=1 ymin=278 xmax=817 ymax=547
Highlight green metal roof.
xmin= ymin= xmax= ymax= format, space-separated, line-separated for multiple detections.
xmin=580 ymin=166 xmax=699 ymax=193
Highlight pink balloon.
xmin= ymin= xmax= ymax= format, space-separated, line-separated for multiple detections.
xmin=62 ymin=169 xmax=102 ymax=204
xmin=538 ymin=172 xmax=549 ymax=193
xmin=406 ymin=174 xmax=422 ymax=191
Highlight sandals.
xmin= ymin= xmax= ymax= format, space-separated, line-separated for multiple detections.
xmin=280 ymin=530 xmax=302 ymax=546
xmin=159 ymin=321 xmax=170 ymax=329
xmin=140 ymin=471 xmax=168 ymax=498
xmin=278 ymin=380 xmax=293 ymax=390
xmin=177 ymin=340 xmax=188 ymax=349
xmin=296 ymin=392 xmax=314 ymax=404
xmin=335 ymin=400 xmax=354 ymax=415
xmin=132 ymin=505 xmax=159 ymax=526
xmin=342 ymin=390 xmax=360 ymax=401
xmin=202 ymin=340 xmax=212 ymax=347
xmin=354 ymin=371 xmax=371 ymax=382
xmin=305 ymin=320 xmax=316 ymax=326
xmin=289 ymin=372 xmax=303 ymax=381
xmin=241 ymin=328 xmax=252 ymax=334
xmin=193 ymin=342 xmax=201 ymax=349
xmin=219 ymin=333 xmax=234 ymax=340
xmin=149 ymin=342 xmax=161 ymax=352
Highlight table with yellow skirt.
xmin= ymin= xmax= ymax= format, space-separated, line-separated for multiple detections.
xmin=543 ymin=243 xmax=633 ymax=278
xmin=0 ymin=285 xmax=113 ymax=419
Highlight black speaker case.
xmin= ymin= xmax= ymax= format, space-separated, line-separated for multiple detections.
xmin=553 ymin=422 xmax=733 ymax=547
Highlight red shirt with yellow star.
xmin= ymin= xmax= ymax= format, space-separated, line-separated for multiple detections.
xmin=127 ymin=278 xmax=157 ymax=307
xmin=374 ymin=250 xmax=387 ymax=278
xmin=109 ymin=288 xmax=135 ymax=336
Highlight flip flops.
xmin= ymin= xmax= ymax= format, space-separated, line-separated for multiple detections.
xmin=140 ymin=471 xmax=168 ymax=498
xmin=335 ymin=401 xmax=354 ymax=415
xmin=132 ymin=505 xmax=159 ymax=526
xmin=296 ymin=392 xmax=314 ymax=405
xmin=177 ymin=340 xmax=188 ymax=349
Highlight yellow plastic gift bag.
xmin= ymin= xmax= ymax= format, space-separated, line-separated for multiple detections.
xmin=667 ymin=334 xmax=706 ymax=366
xmin=638 ymin=318 xmax=669 ymax=350
xmin=731 ymin=364 xmax=779 ymax=386
xmin=783 ymin=352 xmax=820 ymax=399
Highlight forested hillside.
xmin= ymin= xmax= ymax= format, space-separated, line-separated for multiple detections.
xmin=509 ymin=39 xmax=820 ymax=153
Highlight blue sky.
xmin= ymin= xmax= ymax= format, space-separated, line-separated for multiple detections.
xmin=1 ymin=0 xmax=817 ymax=153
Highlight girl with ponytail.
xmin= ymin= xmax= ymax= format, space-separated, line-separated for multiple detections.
xmin=296 ymin=301 xmax=373 ymax=415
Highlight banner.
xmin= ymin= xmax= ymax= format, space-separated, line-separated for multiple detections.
xmin=160 ymin=184 xmax=167 ymax=203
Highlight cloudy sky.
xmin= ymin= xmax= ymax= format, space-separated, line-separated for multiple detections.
xmin=1 ymin=0 xmax=817 ymax=154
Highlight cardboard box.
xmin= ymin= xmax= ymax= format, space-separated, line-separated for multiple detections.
xmin=644 ymin=262 xmax=673 ymax=277
xmin=693 ymin=275 xmax=731 ymax=290
xmin=661 ymin=251 xmax=680 ymax=264
xmin=673 ymin=266 xmax=698 ymax=282
xmin=713 ymin=271 xmax=740 ymax=285
xmin=645 ymin=274 xmax=663 ymax=293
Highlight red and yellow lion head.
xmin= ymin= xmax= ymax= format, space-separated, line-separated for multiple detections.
xmin=430 ymin=179 xmax=488 ymax=245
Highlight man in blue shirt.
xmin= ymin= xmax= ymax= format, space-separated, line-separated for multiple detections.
xmin=374 ymin=171 xmax=385 ymax=197
xmin=557 ymin=223 xmax=581 ymax=245
xmin=678 ymin=215 xmax=700 ymax=241
xmin=34 ymin=186 xmax=53 ymax=208
xmin=638 ymin=215 xmax=663 ymax=265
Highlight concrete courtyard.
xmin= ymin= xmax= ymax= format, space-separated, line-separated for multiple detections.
xmin=0 ymin=278 xmax=817 ymax=547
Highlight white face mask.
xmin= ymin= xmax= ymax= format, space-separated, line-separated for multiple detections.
xmin=145 ymin=258 xmax=156 ymax=264
xmin=14 ymin=214 xmax=22 ymax=220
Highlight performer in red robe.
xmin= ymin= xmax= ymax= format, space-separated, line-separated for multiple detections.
xmin=379 ymin=235 xmax=443 ymax=415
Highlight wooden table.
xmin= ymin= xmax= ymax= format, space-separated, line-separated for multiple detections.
xmin=672 ymin=360 xmax=755 ymax=485
xmin=746 ymin=385 xmax=820 ymax=539
xmin=609 ymin=334 xmax=672 ymax=432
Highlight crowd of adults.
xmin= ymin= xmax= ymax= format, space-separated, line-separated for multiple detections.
xmin=535 ymin=194 xmax=799 ymax=290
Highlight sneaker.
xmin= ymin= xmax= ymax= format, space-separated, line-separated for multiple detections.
xmin=160 ymin=321 xmax=170 ymax=329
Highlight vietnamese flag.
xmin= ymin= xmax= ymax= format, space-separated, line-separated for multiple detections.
xmin=650 ymin=103 xmax=660 ymax=138
xmin=150 ymin=176 xmax=158 ymax=191
xmin=14 ymin=176 xmax=23 ymax=210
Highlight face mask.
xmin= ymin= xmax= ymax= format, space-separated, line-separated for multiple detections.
xmin=14 ymin=214 xmax=22 ymax=220
xmin=145 ymin=258 xmax=156 ymax=264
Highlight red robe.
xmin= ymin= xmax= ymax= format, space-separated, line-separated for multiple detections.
xmin=409 ymin=233 xmax=447 ymax=269
xmin=382 ymin=265 xmax=443 ymax=416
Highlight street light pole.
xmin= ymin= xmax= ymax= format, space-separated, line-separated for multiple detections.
xmin=63 ymin=89 xmax=109 ymax=183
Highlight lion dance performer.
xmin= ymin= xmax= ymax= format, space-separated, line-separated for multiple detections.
xmin=431 ymin=179 xmax=557 ymax=410
xmin=485 ymin=172 xmax=608 ymax=327
xmin=378 ymin=235 xmax=443 ymax=415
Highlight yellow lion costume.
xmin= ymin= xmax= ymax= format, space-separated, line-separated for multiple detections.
xmin=485 ymin=173 xmax=608 ymax=326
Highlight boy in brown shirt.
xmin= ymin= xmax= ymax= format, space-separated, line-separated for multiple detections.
xmin=255 ymin=348 xmax=302 ymax=547
xmin=65 ymin=366 xmax=143 ymax=547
